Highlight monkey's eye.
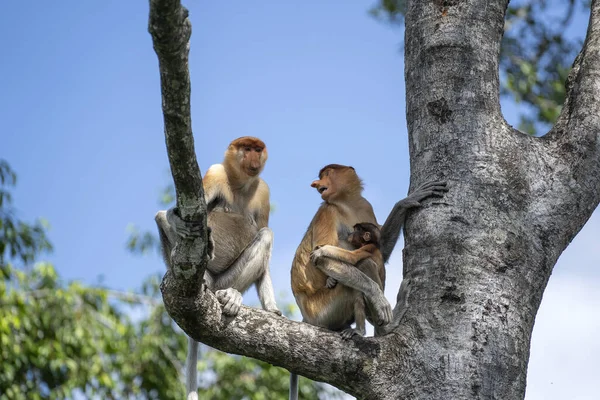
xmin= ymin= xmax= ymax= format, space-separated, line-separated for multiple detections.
xmin=244 ymin=146 xmax=251 ymax=152
xmin=255 ymin=147 xmax=262 ymax=152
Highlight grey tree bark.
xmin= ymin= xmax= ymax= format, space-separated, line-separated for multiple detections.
xmin=148 ymin=0 xmax=600 ymax=398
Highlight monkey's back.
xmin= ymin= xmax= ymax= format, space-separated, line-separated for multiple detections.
xmin=208 ymin=210 xmax=258 ymax=273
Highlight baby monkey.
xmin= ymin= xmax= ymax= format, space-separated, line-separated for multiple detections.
xmin=310 ymin=222 xmax=385 ymax=339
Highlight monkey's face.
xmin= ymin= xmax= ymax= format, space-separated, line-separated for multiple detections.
xmin=347 ymin=229 xmax=366 ymax=248
xmin=348 ymin=223 xmax=380 ymax=248
xmin=231 ymin=137 xmax=268 ymax=177
xmin=311 ymin=166 xmax=361 ymax=202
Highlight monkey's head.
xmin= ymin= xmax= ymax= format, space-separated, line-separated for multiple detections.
xmin=227 ymin=136 xmax=268 ymax=177
xmin=311 ymin=164 xmax=363 ymax=202
xmin=348 ymin=222 xmax=381 ymax=249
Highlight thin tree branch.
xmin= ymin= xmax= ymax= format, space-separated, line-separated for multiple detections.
xmin=148 ymin=0 xmax=209 ymax=294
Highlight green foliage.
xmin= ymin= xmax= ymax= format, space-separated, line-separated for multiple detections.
xmin=0 ymin=161 xmax=52 ymax=267
xmin=0 ymin=264 xmax=186 ymax=399
xmin=370 ymin=0 xmax=589 ymax=135
xmin=501 ymin=0 xmax=584 ymax=133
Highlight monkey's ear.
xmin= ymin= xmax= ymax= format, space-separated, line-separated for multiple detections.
xmin=363 ymin=232 xmax=371 ymax=242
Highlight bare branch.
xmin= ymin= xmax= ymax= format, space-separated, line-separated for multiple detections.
xmin=148 ymin=0 xmax=208 ymax=293
xmin=161 ymin=269 xmax=400 ymax=397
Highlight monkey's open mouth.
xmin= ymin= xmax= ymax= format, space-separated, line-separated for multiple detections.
xmin=318 ymin=186 xmax=328 ymax=194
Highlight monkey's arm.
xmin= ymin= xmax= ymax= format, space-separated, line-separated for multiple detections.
xmin=311 ymin=208 xmax=339 ymax=248
xmin=253 ymin=179 xmax=271 ymax=229
xmin=379 ymin=180 xmax=448 ymax=263
xmin=311 ymin=256 xmax=392 ymax=326
xmin=310 ymin=245 xmax=373 ymax=265
xmin=202 ymin=164 xmax=234 ymax=207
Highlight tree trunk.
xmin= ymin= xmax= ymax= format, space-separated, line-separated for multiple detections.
xmin=149 ymin=0 xmax=600 ymax=398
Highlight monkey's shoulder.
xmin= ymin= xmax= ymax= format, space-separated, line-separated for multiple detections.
xmin=204 ymin=163 xmax=227 ymax=181
xmin=255 ymin=178 xmax=270 ymax=199
xmin=203 ymin=164 xmax=234 ymax=201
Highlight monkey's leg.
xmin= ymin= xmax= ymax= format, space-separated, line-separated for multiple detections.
xmin=255 ymin=263 xmax=281 ymax=314
xmin=212 ymin=227 xmax=279 ymax=314
xmin=312 ymin=257 xmax=392 ymax=326
xmin=377 ymin=278 xmax=413 ymax=336
xmin=154 ymin=210 xmax=178 ymax=269
xmin=341 ymin=292 xmax=367 ymax=340
xmin=155 ymin=208 xmax=214 ymax=269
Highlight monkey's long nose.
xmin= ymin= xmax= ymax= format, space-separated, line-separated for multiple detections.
xmin=310 ymin=180 xmax=319 ymax=188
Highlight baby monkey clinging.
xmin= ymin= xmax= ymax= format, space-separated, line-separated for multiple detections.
xmin=310 ymin=222 xmax=385 ymax=339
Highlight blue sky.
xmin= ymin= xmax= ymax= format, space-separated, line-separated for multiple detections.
xmin=1 ymin=1 xmax=598 ymax=399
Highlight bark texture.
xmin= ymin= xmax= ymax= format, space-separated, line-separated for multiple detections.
xmin=150 ymin=0 xmax=600 ymax=398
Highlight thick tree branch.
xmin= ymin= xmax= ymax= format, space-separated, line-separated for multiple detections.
xmin=527 ymin=0 xmax=600 ymax=259
xmin=550 ymin=0 xmax=600 ymax=145
xmin=149 ymin=0 xmax=208 ymax=294
xmin=161 ymin=272 xmax=401 ymax=397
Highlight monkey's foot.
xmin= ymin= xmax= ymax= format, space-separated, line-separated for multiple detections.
xmin=372 ymin=294 xmax=393 ymax=326
xmin=340 ymin=328 xmax=363 ymax=340
xmin=325 ymin=276 xmax=338 ymax=288
xmin=215 ymin=288 xmax=242 ymax=316
xmin=266 ymin=307 xmax=283 ymax=316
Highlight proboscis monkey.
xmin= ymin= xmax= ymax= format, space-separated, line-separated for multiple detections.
xmin=288 ymin=164 xmax=447 ymax=400
xmin=155 ymin=136 xmax=280 ymax=400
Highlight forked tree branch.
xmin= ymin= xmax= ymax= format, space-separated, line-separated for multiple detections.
xmin=532 ymin=0 xmax=600 ymax=254
xmin=147 ymin=0 xmax=402 ymax=396
xmin=550 ymin=0 xmax=600 ymax=145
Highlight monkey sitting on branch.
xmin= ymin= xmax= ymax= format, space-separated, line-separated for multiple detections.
xmin=289 ymin=164 xmax=447 ymax=400
xmin=311 ymin=222 xmax=385 ymax=339
xmin=155 ymin=136 xmax=280 ymax=400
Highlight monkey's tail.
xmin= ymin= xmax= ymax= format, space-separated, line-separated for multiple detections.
xmin=289 ymin=372 xmax=299 ymax=400
xmin=186 ymin=337 xmax=199 ymax=400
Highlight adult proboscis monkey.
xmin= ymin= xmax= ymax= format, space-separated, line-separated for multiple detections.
xmin=155 ymin=137 xmax=280 ymax=400
xmin=289 ymin=164 xmax=447 ymax=400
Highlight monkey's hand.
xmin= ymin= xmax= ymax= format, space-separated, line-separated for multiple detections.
xmin=325 ymin=276 xmax=338 ymax=288
xmin=167 ymin=208 xmax=204 ymax=238
xmin=310 ymin=245 xmax=335 ymax=264
xmin=399 ymin=180 xmax=448 ymax=208
xmin=215 ymin=288 xmax=243 ymax=317
xmin=371 ymin=293 xmax=393 ymax=327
